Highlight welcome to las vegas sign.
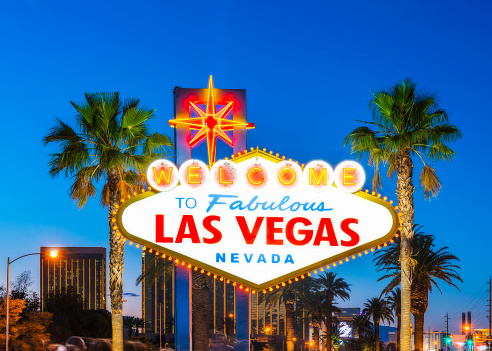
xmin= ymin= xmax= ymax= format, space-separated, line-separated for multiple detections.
xmin=116 ymin=149 xmax=398 ymax=291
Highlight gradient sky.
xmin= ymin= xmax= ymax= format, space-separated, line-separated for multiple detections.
xmin=1 ymin=0 xmax=491 ymax=335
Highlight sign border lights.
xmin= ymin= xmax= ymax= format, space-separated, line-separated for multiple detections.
xmin=116 ymin=148 xmax=399 ymax=291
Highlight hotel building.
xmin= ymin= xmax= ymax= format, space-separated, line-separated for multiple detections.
xmin=40 ymin=247 xmax=106 ymax=311
xmin=142 ymin=253 xmax=312 ymax=339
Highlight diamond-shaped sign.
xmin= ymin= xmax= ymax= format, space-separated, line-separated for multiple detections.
xmin=117 ymin=150 xmax=398 ymax=290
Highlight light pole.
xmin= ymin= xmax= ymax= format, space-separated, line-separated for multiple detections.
xmin=6 ymin=250 xmax=57 ymax=351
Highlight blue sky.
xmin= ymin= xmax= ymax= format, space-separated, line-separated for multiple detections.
xmin=1 ymin=0 xmax=491 ymax=334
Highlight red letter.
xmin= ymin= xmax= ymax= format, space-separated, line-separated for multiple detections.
xmin=236 ymin=216 xmax=264 ymax=244
xmin=203 ymin=215 xmax=222 ymax=244
xmin=266 ymin=217 xmax=284 ymax=245
xmin=156 ymin=214 xmax=173 ymax=243
xmin=341 ymin=218 xmax=360 ymax=246
xmin=313 ymin=218 xmax=338 ymax=246
xmin=285 ymin=217 xmax=313 ymax=245
xmin=175 ymin=215 xmax=200 ymax=243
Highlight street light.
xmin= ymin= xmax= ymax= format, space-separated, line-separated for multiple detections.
xmin=6 ymin=250 xmax=57 ymax=351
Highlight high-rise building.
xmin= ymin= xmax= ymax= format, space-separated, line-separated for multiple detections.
xmin=141 ymin=253 xmax=288 ymax=337
xmin=40 ymin=247 xmax=106 ymax=311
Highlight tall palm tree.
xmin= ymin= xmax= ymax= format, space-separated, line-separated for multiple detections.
xmin=344 ymin=79 xmax=461 ymax=351
xmin=363 ymin=297 xmax=394 ymax=351
xmin=385 ymin=289 xmax=401 ymax=351
xmin=374 ymin=228 xmax=462 ymax=351
xmin=301 ymin=289 xmax=326 ymax=351
xmin=315 ymin=272 xmax=351 ymax=351
xmin=44 ymin=93 xmax=173 ymax=351
xmin=264 ymin=279 xmax=313 ymax=351
xmin=191 ymin=270 xmax=211 ymax=350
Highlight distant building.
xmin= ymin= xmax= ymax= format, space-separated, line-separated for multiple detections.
xmin=40 ymin=247 xmax=106 ymax=310
xmin=473 ymin=329 xmax=491 ymax=343
xmin=338 ymin=308 xmax=361 ymax=322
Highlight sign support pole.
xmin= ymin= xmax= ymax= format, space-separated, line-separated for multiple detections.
xmin=235 ymin=287 xmax=250 ymax=351
xmin=175 ymin=264 xmax=191 ymax=351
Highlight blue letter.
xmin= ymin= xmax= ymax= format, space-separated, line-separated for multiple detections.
xmin=257 ymin=254 xmax=267 ymax=263
xmin=231 ymin=253 xmax=239 ymax=263
xmin=244 ymin=254 xmax=253 ymax=263
xmin=245 ymin=196 xmax=260 ymax=211
xmin=207 ymin=194 xmax=238 ymax=213
xmin=216 ymin=253 xmax=225 ymax=262
xmin=284 ymin=254 xmax=294 ymax=264
xmin=278 ymin=196 xmax=291 ymax=211
xmin=272 ymin=254 xmax=280 ymax=263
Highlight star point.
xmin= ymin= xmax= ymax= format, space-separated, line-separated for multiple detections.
xmin=169 ymin=76 xmax=255 ymax=166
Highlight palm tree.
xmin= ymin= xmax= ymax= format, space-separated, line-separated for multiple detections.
xmin=44 ymin=93 xmax=173 ymax=350
xmin=330 ymin=324 xmax=342 ymax=351
xmin=134 ymin=317 xmax=145 ymax=337
xmin=374 ymin=227 xmax=462 ymax=351
xmin=361 ymin=331 xmax=385 ymax=351
xmin=351 ymin=314 xmax=373 ymax=342
xmin=315 ymin=272 xmax=351 ymax=351
xmin=385 ymin=289 xmax=401 ymax=351
xmin=123 ymin=316 xmax=135 ymax=338
xmin=301 ymin=289 xmax=326 ymax=351
xmin=264 ymin=279 xmax=313 ymax=351
xmin=363 ymin=297 xmax=394 ymax=351
xmin=191 ymin=270 xmax=211 ymax=350
xmin=344 ymin=79 xmax=461 ymax=351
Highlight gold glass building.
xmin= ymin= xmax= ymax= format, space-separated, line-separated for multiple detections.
xmin=40 ymin=247 xmax=106 ymax=311
xmin=142 ymin=253 xmax=292 ymax=337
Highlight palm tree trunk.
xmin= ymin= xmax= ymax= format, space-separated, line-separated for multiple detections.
xmin=192 ymin=270 xmax=210 ymax=351
xmin=108 ymin=170 xmax=125 ymax=351
xmin=326 ymin=309 xmax=333 ymax=351
xmin=413 ymin=313 xmax=424 ymax=351
xmin=375 ymin=320 xmax=380 ymax=351
xmin=314 ymin=323 xmax=320 ymax=351
xmin=396 ymin=149 xmax=415 ymax=351
xmin=397 ymin=314 xmax=401 ymax=351
xmin=286 ymin=301 xmax=295 ymax=351
xmin=411 ymin=281 xmax=429 ymax=351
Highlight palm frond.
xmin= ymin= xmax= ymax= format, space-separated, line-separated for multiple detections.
xmin=386 ymin=154 xmax=396 ymax=179
xmin=372 ymin=163 xmax=382 ymax=193
xmin=135 ymin=256 xmax=173 ymax=286
xmin=46 ymin=92 xmax=174 ymax=210
xmin=69 ymin=167 xmax=98 ymax=208
xmin=346 ymin=79 xmax=461 ymax=200
xmin=419 ymin=165 xmax=441 ymax=199
xmin=143 ymin=133 xmax=174 ymax=158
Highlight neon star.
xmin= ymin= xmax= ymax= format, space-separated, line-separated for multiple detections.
xmin=169 ymin=75 xmax=255 ymax=166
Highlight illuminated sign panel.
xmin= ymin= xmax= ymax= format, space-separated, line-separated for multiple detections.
xmin=118 ymin=150 xmax=398 ymax=290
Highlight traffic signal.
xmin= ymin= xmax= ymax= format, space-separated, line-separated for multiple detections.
xmin=466 ymin=338 xmax=473 ymax=346
xmin=444 ymin=335 xmax=452 ymax=345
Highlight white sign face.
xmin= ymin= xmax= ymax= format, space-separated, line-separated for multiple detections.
xmin=118 ymin=153 xmax=397 ymax=290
